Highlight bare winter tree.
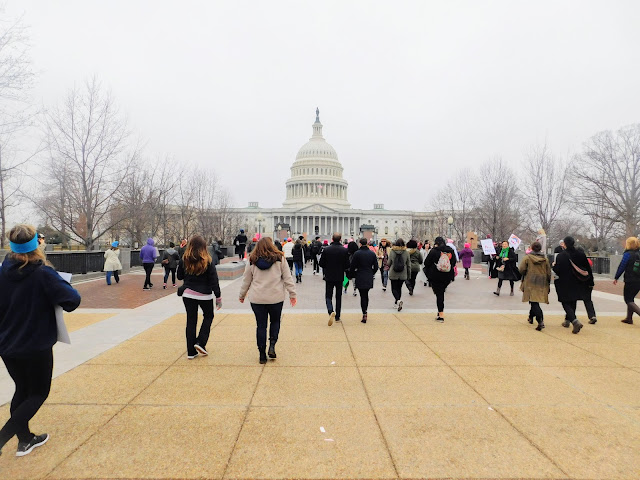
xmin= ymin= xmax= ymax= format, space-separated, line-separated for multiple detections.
xmin=475 ymin=157 xmax=523 ymax=241
xmin=36 ymin=78 xmax=139 ymax=249
xmin=574 ymin=124 xmax=640 ymax=237
xmin=522 ymin=143 xmax=569 ymax=243
xmin=214 ymin=190 xmax=241 ymax=244
xmin=192 ymin=167 xmax=218 ymax=242
xmin=431 ymin=174 xmax=478 ymax=243
xmin=0 ymin=10 xmax=33 ymax=105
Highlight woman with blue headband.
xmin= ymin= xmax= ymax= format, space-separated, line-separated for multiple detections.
xmin=0 ymin=224 xmax=81 ymax=457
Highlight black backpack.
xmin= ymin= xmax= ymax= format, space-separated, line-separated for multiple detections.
xmin=631 ymin=251 xmax=640 ymax=279
xmin=393 ymin=251 xmax=405 ymax=272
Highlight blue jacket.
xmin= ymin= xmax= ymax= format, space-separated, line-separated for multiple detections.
xmin=615 ymin=249 xmax=640 ymax=282
xmin=140 ymin=238 xmax=157 ymax=264
xmin=0 ymin=256 xmax=81 ymax=357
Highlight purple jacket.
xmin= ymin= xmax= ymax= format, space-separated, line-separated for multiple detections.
xmin=140 ymin=238 xmax=158 ymax=264
xmin=459 ymin=247 xmax=474 ymax=268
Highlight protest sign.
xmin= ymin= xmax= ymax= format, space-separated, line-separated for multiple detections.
xmin=481 ymin=238 xmax=496 ymax=255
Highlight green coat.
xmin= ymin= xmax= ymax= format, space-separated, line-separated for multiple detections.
xmin=519 ymin=253 xmax=551 ymax=303
xmin=408 ymin=248 xmax=422 ymax=273
xmin=388 ymin=246 xmax=412 ymax=281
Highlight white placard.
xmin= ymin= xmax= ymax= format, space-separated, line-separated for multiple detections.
xmin=508 ymin=234 xmax=521 ymax=250
xmin=56 ymin=272 xmax=72 ymax=344
xmin=480 ymin=239 xmax=496 ymax=255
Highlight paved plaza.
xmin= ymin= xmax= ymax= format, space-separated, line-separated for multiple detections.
xmin=1 ymin=265 xmax=640 ymax=479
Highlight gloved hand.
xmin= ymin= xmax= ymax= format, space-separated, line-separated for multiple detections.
xmin=216 ymin=297 xmax=222 ymax=310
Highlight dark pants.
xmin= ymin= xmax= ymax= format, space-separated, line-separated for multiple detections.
xmin=313 ymin=255 xmax=320 ymax=273
xmin=488 ymin=258 xmax=495 ymax=277
xmin=238 ymin=246 xmax=246 ymax=261
xmin=624 ymin=281 xmax=640 ymax=304
xmin=562 ymin=300 xmax=578 ymax=321
xmin=325 ymin=280 xmax=343 ymax=319
xmin=163 ymin=267 xmax=176 ymax=284
xmin=286 ymin=258 xmax=294 ymax=272
xmin=251 ymin=302 xmax=283 ymax=350
xmin=358 ymin=288 xmax=370 ymax=314
xmin=182 ymin=297 xmax=214 ymax=356
xmin=0 ymin=349 xmax=53 ymax=448
xmin=143 ymin=263 xmax=154 ymax=287
xmin=464 ymin=267 xmax=469 ymax=277
xmin=106 ymin=270 xmax=119 ymax=285
xmin=563 ymin=295 xmax=597 ymax=320
xmin=390 ymin=279 xmax=404 ymax=302
xmin=529 ymin=302 xmax=543 ymax=323
xmin=497 ymin=279 xmax=514 ymax=290
xmin=431 ymin=282 xmax=447 ymax=312
xmin=405 ymin=271 xmax=418 ymax=292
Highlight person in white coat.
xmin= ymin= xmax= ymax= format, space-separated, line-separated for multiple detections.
xmin=103 ymin=241 xmax=123 ymax=285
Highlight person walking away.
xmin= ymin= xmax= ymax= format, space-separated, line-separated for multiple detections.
xmin=177 ymin=238 xmax=188 ymax=258
xmin=459 ymin=243 xmax=474 ymax=280
xmin=376 ymin=238 xmax=391 ymax=292
xmin=613 ymin=236 xmax=640 ymax=324
xmin=246 ymin=238 xmax=258 ymax=256
xmin=311 ymin=236 xmax=322 ymax=274
xmin=292 ymin=239 xmax=304 ymax=283
xmin=319 ymin=233 xmax=350 ymax=325
xmin=552 ymin=236 xmax=593 ymax=334
xmin=211 ymin=238 xmax=224 ymax=266
xmin=346 ymin=240 xmax=359 ymax=296
xmin=103 ymin=241 xmax=122 ymax=285
xmin=140 ymin=238 xmax=158 ymax=290
xmin=177 ymin=235 xmax=222 ymax=358
xmin=405 ymin=239 xmax=421 ymax=295
xmin=0 ymin=224 xmax=81 ymax=457
xmin=274 ymin=239 xmax=283 ymax=252
xmin=494 ymin=241 xmax=520 ymax=296
xmin=282 ymin=238 xmax=294 ymax=272
xmin=239 ymin=238 xmax=297 ymax=363
xmin=387 ymin=238 xmax=411 ymax=311
xmin=349 ymin=238 xmax=378 ymax=323
xmin=519 ymin=241 xmax=551 ymax=331
xmin=234 ymin=229 xmax=248 ymax=261
xmin=161 ymin=242 xmax=180 ymax=288
xmin=423 ymin=236 xmax=455 ymax=321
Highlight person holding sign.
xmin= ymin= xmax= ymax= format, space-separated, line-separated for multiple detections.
xmin=493 ymin=240 xmax=520 ymax=296
xmin=0 ymin=224 xmax=81 ymax=457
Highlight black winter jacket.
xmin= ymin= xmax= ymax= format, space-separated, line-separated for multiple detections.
xmin=319 ymin=242 xmax=350 ymax=283
xmin=349 ymin=246 xmax=379 ymax=290
xmin=424 ymin=245 xmax=456 ymax=285
xmin=292 ymin=243 xmax=304 ymax=263
xmin=553 ymin=248 xmax=593 ymax=302
xmin=177 ymin=261 xmax=221 ymax=297
xmin=0 ymin=256 xmax=81 ymax=357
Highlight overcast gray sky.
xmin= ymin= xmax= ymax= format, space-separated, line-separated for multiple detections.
xmin=7 ymin=0 xmax=640 ymax=211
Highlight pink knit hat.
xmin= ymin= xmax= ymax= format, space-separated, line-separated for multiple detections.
xmin=464 ymin=243 xmax=470 ymax=248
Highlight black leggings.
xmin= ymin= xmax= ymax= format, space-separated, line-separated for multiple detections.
xmin=183 ymin=297 xmax=214 ymax=356
xmin=390 ymin=279 xmax=404 ymax=302
xmin=251 ymin=302 xmax=283 ymax=350
xmin=143 ymin=263 xmax=154 ymax=287
xmin=623 ymin=281 xmax=640 ymax=304
xmin=163 ymin=267 xmax=176 ymax=284
xmin=497 ymin=279 xmax=514 ymax=290
xmin=0 ymin=348 xmax=53 ymax=448
xmin=358 ymin=288 xmax=370 ymax=314
xmin=431 ymin=282 xmax=448 ymax=312
xmin=529 ymin=302 xmax=543 ymax=322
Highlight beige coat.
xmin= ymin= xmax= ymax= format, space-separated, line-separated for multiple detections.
xmin=519 ymin=253 xmax=551 ymax=303
xmin=103 ymin=249 xmax=122 ymax=272
xmin=239 ymin=257 xmax=297 ymax=304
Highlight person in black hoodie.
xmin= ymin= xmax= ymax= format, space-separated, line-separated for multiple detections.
xmin=310 ymin=236 xmax=322 ymax=274
xmin=292 ymin=239 xmax=305 ymax=283
xmin=234 ymin=229 xmax=248 ymax=261
xmin=0 ymin=224 xmax=81 ymax=457
xmin=177 ymin=235 xmax=222 ymax=358
xmin=349 ymin=238 xmax=379 ymax=323
xmin=423 ymin=236 xmax=456 ymax=322
xmin=319 ymin=233 xmax=350 ymax=325
xmin=553 ymin=236 xmax=593 ymax=334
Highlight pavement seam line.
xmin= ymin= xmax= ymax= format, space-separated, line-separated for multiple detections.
xmin=393 ymin=312 xmax=573 ymax=479
xmin=341 ymin=315 xmax=401 ymax=480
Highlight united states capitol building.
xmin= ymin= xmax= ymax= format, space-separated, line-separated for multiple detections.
xmin=235 ymin=109 xmax=440 ymax=242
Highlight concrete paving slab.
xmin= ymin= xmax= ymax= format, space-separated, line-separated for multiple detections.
xmin=479 ymin=325 xmax=568 ymax=342
xmin=209 ymin=325 xmax=261 ymax=342
xmin=375 ymin=406 xmax=567 ymax=479
xmin=86 ymin=339 xmax=186 ymax=365
xmin=338 ymin=312 xmax=404 ymax=325
xmin=276 ymin=325 xmax=348 ymax=342
xmin=407 ymin=324 xmax=495 ymax=342
xmin=0 ymin=405 xmax=120 ymax=480
xmin=427 ymin=341 xmax=529 ymax=366
xmin=267 ymin=341 xmax=356 ymax=366
xmin=542 ymin=366 xmax=640 ymax=406
xmin=504 ymin=341 xmax=619 ymax=367
xmin=225 ymin=407 xmax=396 ymax=479
xmin=48 ymin=405 xmax=245 ymax=479
xmin=453 ymin=366 xmax=600 ymax=406
xmin=252 ymin=367 xmax=368 ymax=408
xmin=132 ymin=366 xmax=262 ymax=406
xmin=64 ymin=312 xmax=116 ymax=332
xmin=350 ymin=341 xmax=445 ymax=366
xmin=172 ymin=341 xmax=261 ymax=366
xmin=47 ymin=365 xmax=166 ymax=405
xmin=578 ymin=342 xmax=640 ymax=367
xmin=160 ymin=312 xmax=228 ymax=325
xmin=130 ymin=324 xmax=187 ymax=342
xmin=499 ymin=405 xmax=640 ymax=479
xmin=343 ymin=323 xmax=420 ymax=342
xmin=361 ymin=366 xmax=487 ymax=407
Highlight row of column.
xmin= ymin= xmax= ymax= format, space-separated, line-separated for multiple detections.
xmin=274 ymin=215 xmax=361 ymax=236
xmin=286 ymin=183 xmax=347 ymax=200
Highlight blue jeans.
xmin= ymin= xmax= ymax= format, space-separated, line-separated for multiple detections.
xmin=294 ymin=261 xmax=303 ymax=276
xmin=106 ymin=271 xmax=119 ymax=285
xmin=380 ymin=269 xmax=389 ymax=287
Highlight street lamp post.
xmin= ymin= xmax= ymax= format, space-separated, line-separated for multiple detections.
xmin=277 ymin=225 xmax=282 ymax=242
xmin=256 ymin=213 xmax=264 ymax=239
xmin=447 ymin=216 xmax=454 ymax=240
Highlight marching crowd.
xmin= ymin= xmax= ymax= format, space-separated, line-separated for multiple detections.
xmin=0 ymin=223 xmax=639 ymax=458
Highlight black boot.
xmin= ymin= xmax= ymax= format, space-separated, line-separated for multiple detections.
xmin=621 ymin=303 xmax=635 ymax=324
xmin=536 ymin=320 xmax=545 ymax=331
xmin=259 ymin=348 xmax=267 ymax=364
xmin=571 ymin=319 xmax=583 ymax=334
xmin=268 ymin=341 xmax=276 ymax=358
xmin=493 ymin=287 xmax=501 ymax=296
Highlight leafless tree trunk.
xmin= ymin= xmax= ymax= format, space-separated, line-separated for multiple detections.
xmin=36 ymin=78 xmax=138 ymax=250
xmin=431 ymin=174 xmax=478 ymax=243
xmin=0 ymin=10 xmax=33 ymax=104
xmin=574 ymin=124 xmax=640 ymax=237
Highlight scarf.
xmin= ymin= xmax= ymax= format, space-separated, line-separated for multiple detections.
xmin=499 ymin=247 xmax=509 ymax=259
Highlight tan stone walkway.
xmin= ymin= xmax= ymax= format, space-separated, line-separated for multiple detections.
xmin=2 ymin=311 xmax=640 ymax=480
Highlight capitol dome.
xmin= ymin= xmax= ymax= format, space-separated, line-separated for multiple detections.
xmin=283 ymin=108 xmax=350 ymax=209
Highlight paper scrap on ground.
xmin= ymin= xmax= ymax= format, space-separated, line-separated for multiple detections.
xmin=320 ymin=427 xmax=325 ymax=433
xmin=488 ymin=406 xmax=494 ymax=411
xmin=324 ymin=439 xmax=334 ymax=442
xmin=330 ymin=361 xmax=336 ymax=365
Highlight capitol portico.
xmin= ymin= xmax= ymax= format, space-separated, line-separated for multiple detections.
xmin=234 ymin=109 xmax=439 ymax=242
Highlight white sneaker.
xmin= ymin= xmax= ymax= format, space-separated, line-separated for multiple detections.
xmin=328 ymin=312 xmax=335 ymax=326
xmin=194 ymin=344 xmax=208 ymax=356
xmin=187 ymin=353 xmax=199 ymax=359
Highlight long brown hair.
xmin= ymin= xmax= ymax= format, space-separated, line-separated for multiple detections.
xmin=249 ymin=237 xmax=284 ymax=264
xmin=182 ymin=235 xmax=212 ymax=275
xmin=7 ymin=224 xmax=48 ymax=269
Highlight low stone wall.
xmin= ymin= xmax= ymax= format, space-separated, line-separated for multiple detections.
xmin=216 ymin=261 xmax=245 ymax=280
